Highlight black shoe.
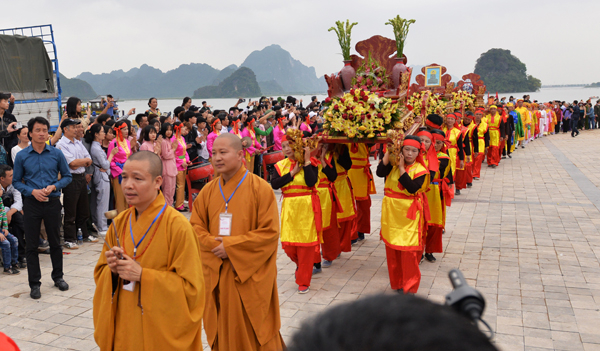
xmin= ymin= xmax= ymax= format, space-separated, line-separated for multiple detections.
xmin=473 ymin=177 xmax=479 ymax=180
xmin=455 ymin=189 xmax=461 ymax=195
xmin=425 ymin=253 xmax=436 ymax=262
xmin=3 ymin=267 xmax=19 ymax=275
xmin=351 ymin=239 xmax=358 ymax=245
xmin=419 ymin=254 xmax=425 ymax=264
xmin=508 ymin=155 xmax=512 ymax=158
xmin=357 ymin=232 xmax=365 ymax=241
xmin=501 ymin=156 xmax=506 ymax=159
xmin=466 ymin=183 xmax=472 ymax=188
xmin=54 ymin=278 xmax=69 ymax=291
xmin=39 ymin=248 xmax=50 ymax=254
xmin=30 ymin=287 xmax=41 ymax=299
xmin=10 ymin=265 xmax=20 ymax=274
xmin=396 ymin=288 xmax=404 ymax=294
xmin=17 ymin=261 xmax=27 ymax=269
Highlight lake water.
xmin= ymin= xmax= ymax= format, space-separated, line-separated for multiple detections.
xmin=103 ymin=87 xmax=600 ymax=118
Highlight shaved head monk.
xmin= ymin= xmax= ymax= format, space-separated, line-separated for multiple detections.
xmin=191 ymin=133 xmax=285 ymax=350
xmin=93 ymin=151 xmax=205 ymax=351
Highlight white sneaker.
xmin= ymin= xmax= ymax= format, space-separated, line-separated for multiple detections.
xmin=98 ymin=231 xmax=107 ymax=237
xmin=64 ymin=242 xmax=79 ymax=250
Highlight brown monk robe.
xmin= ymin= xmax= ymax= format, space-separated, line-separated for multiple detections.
xmin=191 ymin=133 xmax=285 ymax=351
xmin=93 ymin=151 xmax=205 ymax=351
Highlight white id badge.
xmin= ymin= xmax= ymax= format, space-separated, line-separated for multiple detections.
xmin=219 ymin=213 xmax=232 ymax=236
xmin=123 ymin=281 xmax=136 ymax=292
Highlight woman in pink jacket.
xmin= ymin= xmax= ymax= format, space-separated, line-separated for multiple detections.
xmin=172 ymin=121 xmax=190 ymax=211
xmin=241 ymin=116 xmax=264 ymax=173
xmin=159 ymin=123 xmax=178 ymax=206
xmin=107 ymin=120 xmax=132 ymax=213
xmin=206 ymin=117 xmax=221 ymax=155
xmin=272 ymin=114 xmax=287 ymax=151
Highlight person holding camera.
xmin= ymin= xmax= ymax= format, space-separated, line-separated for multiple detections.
xmin=0 ymin=93 xmax=19 ymax=161
xmin=0 ymin=165 xmax=26 ymax=268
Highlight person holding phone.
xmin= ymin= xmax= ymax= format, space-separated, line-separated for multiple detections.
xmin=0 ymin=93 xmax=18 ymax=159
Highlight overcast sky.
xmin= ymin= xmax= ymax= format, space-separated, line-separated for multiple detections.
xmin=4 ymin=0 xmax=600 ymax=85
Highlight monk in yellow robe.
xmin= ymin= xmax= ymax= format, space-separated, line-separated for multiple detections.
xmin=190 ymin=133 xmax=284 ymax=351
xmin=93 ymin=151 xmax=205 ymax=351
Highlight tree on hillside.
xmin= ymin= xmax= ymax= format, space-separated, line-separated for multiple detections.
xmin=474 ymin=49 xmax=541 ymax=93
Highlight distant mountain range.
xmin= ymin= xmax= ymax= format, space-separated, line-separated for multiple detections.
xmin=60 ymin=73 xmax=97 ymax=100
xmin=73 ymin=45 xmax=327 ymax=100
xmin=193 ymin=67 xmax=261 ymax=99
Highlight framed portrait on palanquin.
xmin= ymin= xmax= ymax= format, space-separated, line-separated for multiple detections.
xmin=425 ymin=66 xmax=442 ymax=87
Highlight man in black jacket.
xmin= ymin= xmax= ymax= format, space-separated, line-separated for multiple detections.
xmin=570 ymin=102 xmax=581 ymax=137
xmin=0 ymin=93 xmax=18 ymax=154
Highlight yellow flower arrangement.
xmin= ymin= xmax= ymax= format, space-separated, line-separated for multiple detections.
xmin=406 ymin=91 xmax=445 ymax=116
xmin=322 ymin=89 xmax=405 ymax=140
xmin=451 ymin=90 xmax=476 ymax=111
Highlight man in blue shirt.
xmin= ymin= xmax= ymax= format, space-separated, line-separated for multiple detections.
xmin=13 ymin=117 xmax=73 ymax=299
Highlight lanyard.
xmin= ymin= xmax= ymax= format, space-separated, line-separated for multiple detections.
xmin=129 ymin=202 xmax=167 ymax=258
xmin=219 ymin=170 xmax=248 ymax=213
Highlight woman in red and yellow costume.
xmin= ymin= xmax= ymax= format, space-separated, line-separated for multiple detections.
xmin=348 ymin=143 xmax=376 ymax=243
xmin=376 ymin=135 xmax=429 ymax=294
xmin=472 ymin=108 xmax=489 ymax=179
xmin=315 ymin=144 xmax=342 ymax=268
xmin=423 ymin=129 xmax=454 ymax=262
xmin=271 ymin=136 xmax=321 ymax=294
xmin=442 ymin=113 xmax=464 ymax=194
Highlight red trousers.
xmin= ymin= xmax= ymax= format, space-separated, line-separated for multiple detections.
xmin=465 ymin=161 xmax=473 ymax=184
xmin=352 ymin=197 xmax=371 ymax=237
xmin=498 ymin=140 xmax=505 ymax=164
xmin=385 ymin=246 xmax=421 ymax=293
xmin=283 ymin=243 xmax=319 ymax=287
xmin=425 ymin=226 xmax=443 ymax=253
xmin=487 ymin=146 xmax=500 ymax=166
xmin=321 ymin=204 xmax=342 ymax=261
xmin=455 ymin=168 xmax=467 ymax=190
xmin=339 ymin=220 xmax=353 ymax=252
xmin=472 ymin=153 xmax=485 ymax=178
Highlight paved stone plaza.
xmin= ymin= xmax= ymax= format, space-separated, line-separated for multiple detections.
xmin=1 ymin=130 xmax=600 ymax=351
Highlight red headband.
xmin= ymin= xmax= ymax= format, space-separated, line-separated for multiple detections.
xmin=281 ymin=135 xmax=288 ymax=143
xmin=115 ymin=123 xmax=127 ymax=141
xmin=416 ymin=130 xmax=433 ymax=140
xmin=402 ymin=138 xmax=422 ymax=149
xmin=425 ymin=119 xmax=441 ymax=129
xmin=446 ymin=113 xmax=456 ymax=120
xmin=211 ymin=119 xmax=220 ymax=128
xmin=432 ymin=133 xmax=445 ymax=142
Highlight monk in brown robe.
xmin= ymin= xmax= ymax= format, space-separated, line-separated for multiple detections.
xmin=93 ymin=151 xmax=205 ymax=351
xmin=191 ymin=133 xmax=284 ymax=351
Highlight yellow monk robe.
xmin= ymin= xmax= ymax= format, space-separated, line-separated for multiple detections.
xmin=93 ymin=192 xmax=205 ymax=351
xmin=445 ymin=127 xmax=462 ymax=176
xmin=347 ymin=143 xmax=376 ymax=200
xmin=275 ymin=158 xmax=319 ymax=245
xmin=190 ymin=165 xmax=284 ymax=351
xmin=381 ymin=162 xmax=429 ymax=250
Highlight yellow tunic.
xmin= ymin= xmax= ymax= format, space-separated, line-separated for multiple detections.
xmin=190 ymin=165 xmax=284 ymax=351
xmin=347 ymin=143 xmax=376 ymax=200
xmin=426 ymin=153 xmax=451 ymax=228
xmin=445 ymin=127 xmax=462 ymax=175
xmin=333 ymin=152 xmax=356 ymax=222
xmin=317 ymin=164 xmax=335 ymax=230
xmin=476 ymin=121 xmax=488 ymax=151
xmin=381 ymin=162 xmax=428 ymax=251
xmin=93 ymin=192 xmax=205 ymax=351
xmin=515 ymin=107 xmax=531 ymax=140
xmin=485 ymin=113 xmax=502 ymax=146
xmin=275 ymin=158 xmax=318 ymax=245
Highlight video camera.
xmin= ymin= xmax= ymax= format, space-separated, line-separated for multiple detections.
xmin=445 ymin=269 xmax=494 ymax=339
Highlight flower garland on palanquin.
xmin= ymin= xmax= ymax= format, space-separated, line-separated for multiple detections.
xmin=323 ymin=89 xmax=406 ymax=140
